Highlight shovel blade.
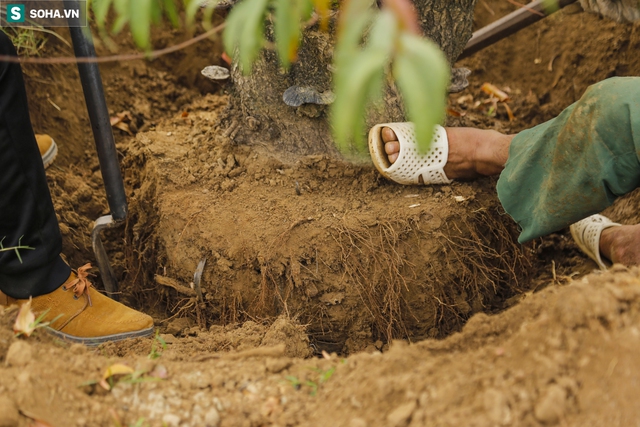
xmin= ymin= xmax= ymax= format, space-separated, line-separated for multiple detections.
xmin=91 ymin=215 xmax=121 ymax=300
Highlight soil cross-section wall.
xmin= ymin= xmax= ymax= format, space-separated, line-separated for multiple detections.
xmin=124 ymin=94 xmax=534 ymax=354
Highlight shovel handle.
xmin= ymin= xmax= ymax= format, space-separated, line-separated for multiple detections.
xmin=459 ymin=0 xmax=579 ymax=61
xmin=66 ymin=1 xmax=127 ymax=221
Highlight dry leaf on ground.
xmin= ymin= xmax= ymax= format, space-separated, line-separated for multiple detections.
xmin=99 ymin=364 xmax=135 ymax=391
xmin=13 ymin=298 xmax=36 ymax=337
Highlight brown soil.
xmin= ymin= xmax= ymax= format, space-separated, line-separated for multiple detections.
xmin=2 ymin=3 xmax=640 ymax=426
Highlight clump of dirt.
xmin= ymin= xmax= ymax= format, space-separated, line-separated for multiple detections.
xmin=120 ymin=90 xmax=534 ymax=354
xmin=98 ymin=315 xmax=311 ymax=360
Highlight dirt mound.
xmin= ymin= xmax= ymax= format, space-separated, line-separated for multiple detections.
xmin=3 ymin=266 xmax=640 ymax=426
xmin=121 ymin=90 xmax=533 ymax=354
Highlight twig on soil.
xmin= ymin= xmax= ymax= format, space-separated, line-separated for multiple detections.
xmin=481 ymin=0 xmax=495 ymax=15
xmin=162 ymin=297 xmax=197 ymax=324
xmin=46 ymin=97 xmax=61 ymax=111
xmin=548 ymin=54 xmax=559 ymax=72
xmin=278 ymin=217 xmax=315 ymax=241
xmin=155 ymin=274 xmax=196 ymax=297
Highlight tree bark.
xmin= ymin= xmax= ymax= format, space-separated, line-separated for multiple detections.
xmin=225 ymin=0 xmax=477 ymax=158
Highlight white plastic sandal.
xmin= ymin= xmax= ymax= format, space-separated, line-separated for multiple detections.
xmin=570 ymin=214 xmax=621 ymax=270
xmin=368 ymin=122 xmax=451 ymax=185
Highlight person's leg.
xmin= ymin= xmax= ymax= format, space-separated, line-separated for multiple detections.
xmin=496 ymin=77 xmax=640 ymax=243
xmin=0 ymin=32 xmax=154 ymax=344
xmin=600 ymin=224 xmax=640 ymax=266
xmin=380 ymin=77 xmax=640 ymax=265
xmin=0 ymin=30 xmax=71 ymax=298
xmin=381 ymin=126 xmax=513 ymax=179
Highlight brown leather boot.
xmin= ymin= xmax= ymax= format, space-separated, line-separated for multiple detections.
xmin=35 ymin=134 xmax=58 ymax=169
xmin=0 ymin=265 xmax=154 ymax=345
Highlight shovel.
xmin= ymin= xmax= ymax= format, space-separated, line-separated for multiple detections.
xmin=66 ymin=2 xmax=126 ymax=300
xmin=459 ymin=0 xmax=578 ymax=61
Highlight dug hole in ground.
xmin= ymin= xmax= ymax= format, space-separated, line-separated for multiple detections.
xmin=2 ymin=1 xmax=640 ymax=425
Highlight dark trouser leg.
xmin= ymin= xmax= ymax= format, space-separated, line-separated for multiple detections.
xmin=497 ymin=77 xmax=640 ymax=243
xmin=0 ymin=31 xmax=70 ymax=298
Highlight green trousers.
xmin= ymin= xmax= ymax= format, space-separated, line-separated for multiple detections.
xmin=496 ymin=77 xmax=640 ymax=243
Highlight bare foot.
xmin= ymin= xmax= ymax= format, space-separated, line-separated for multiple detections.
xmin=381 ymin=126 xmax=513 ymax=180
xmin=599 ymin=224 xmax=640 ymax=267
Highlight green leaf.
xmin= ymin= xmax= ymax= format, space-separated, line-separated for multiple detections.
xmin=362 ymin=9 xmax=397 ymax=102
xmin=542 ymin=0 xmax=560 ymax=14
xmin=129 ymin=0 xmax=152 ymax=49
xmin=393 ymin=34 xmax=449 ymax=152
xmin=185 ymin=0 xmax=202 ymax=28
xmin=161 ymin=0 xmax=180 ymax=28
xmin=274 ymin=0 xmax=297 ymax=68
xmin=273 ymin=0 xmax=313 ymax=69
xmin=201 ymin=0 xmax=219 ymax=30
xmin=92 ymin=0 xmax=113 ymax=31
xmin=331 ymin=49 xmax=387 ymax=153
xmin=224 ymin=0 xmax=269 ymax=73
xmin=111 ymin=14 xmax=128 ymax=34
xmin=331 ymin=5 xmax=397 ymax=154
xmin=240 ymin=0 xmax=269 ymax=72
xmin=113 ymin=0 xmax=127 ymax=15
xmin=312 ymin=0 xmax=331 ymax=31
xmin=151 ymin=0 xmax=163 ymax=25
xmin=333 ymin=0 xmax=374 ymax=69
xmin=367 ymin=9 xmax=397 ymax=55
xmin=222 ymin=4 xmax=242 ymax=54
xmin=224 ymin=0 xmax=269 ymax=72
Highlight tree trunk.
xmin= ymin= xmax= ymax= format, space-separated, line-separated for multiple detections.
xmin=225 ymin=0 xmax=477 ymax=158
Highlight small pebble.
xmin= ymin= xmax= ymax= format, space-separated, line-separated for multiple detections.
xmin=387 ymin=401 xmax=416 ymax=427
xmin=5 ymin=340 xmax=32 ymax=367
xmin=534 ymin=384 xmax=567 ymax=424
xmin=483 ymin=388 xmax=511 ymax=424
xmin=205 ymin=408 xmax=221 ymax=427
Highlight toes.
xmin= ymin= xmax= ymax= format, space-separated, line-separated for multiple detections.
xmin=381 ymin=127 xmax=397 ymax=142
xmin=380 ymin=127 xmax=400 ymax=164
xmin=384 ymin=140 xmax=399 ymax=155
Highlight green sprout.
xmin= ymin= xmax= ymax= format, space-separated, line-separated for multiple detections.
xmin=0 ymin=236 xmax=35 ymax=263
xmin=148 ymin=329 xmax=167 ymax=360
xmin=283 ymin=366 xmax=336 ymax=396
